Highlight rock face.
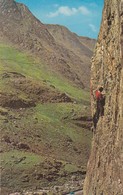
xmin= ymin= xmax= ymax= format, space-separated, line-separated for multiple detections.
xmin=83 ymin=0 xmax=123 ymax=195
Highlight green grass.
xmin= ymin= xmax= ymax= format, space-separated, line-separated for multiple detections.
xmin=20 ymin=103 xmax=92 ymax=147
xmin=0 ymin=43 xmax=90 ymax=103
xmin=0 ymin=42 xmax=92 ymax=152
xmin=0 ymin=42 xmax=92 ymax=194
xmin=34 ymin=103 xmax=81 ymax=122
xmin=64 ymin=164 xmax=81 ymax=173
xmin=1 ymin=150 xmax=45 ymax=169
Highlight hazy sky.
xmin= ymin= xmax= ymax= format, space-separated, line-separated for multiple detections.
xmin=16 ymin=0 xmax=104 ymax=39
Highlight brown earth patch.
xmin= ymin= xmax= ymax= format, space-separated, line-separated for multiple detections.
xmin=0 ymin=92 xmax=36 ymax=109
xmin=1 ymin=71 xmax=72 ymax=107
xmin=71 ymin=115 xmax=92 ymax=130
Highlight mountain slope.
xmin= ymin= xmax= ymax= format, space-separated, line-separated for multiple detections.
xmin=0 ymin=0 xmax=95 ymax=194
xmin=0 ymin=0 xmax=96 ymax=88
xmin=0 ymin=43 xmax=92 ymax=195
xmin=78 ymin=36 xmax=96 ymax=51
xmin=46 ymin=24 xmax=96 ymax=88
xmin=46 ymin=24 xmax=94 ymax=58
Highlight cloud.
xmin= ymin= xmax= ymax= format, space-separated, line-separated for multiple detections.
xmin=89 ymin=24 xmax=97 ymax=32
xmin=47 ymin=6 xmax=90 ymax=17
xmin=78 ymin=6 xmax=90 ymax=15
xmin=48 ymin=6 xmax=77 ymax=17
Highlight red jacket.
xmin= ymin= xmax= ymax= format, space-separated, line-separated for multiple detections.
xmin=95 ymin=90 xmax=103 ymax=100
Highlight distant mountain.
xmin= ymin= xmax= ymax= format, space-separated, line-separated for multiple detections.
xmin=0 ymin=0 xmax=96 ymax=88
xmin=46 ymin=24 xmax=95 ymax=56
xmin=78 ymin=36 xmax=96 ymax=51
xmin=46 ymin=24 xmax=96 ymax=88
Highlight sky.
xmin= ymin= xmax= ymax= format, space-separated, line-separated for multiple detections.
xmin=16 ymin=0 xmax=104 ymax=39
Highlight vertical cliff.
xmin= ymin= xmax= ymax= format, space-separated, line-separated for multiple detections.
xmin=83 ymin=0 xmax=123 ymax=194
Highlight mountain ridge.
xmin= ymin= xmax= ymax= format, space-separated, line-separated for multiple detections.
xmin=0 ymin=0 xmax=96 ymax=88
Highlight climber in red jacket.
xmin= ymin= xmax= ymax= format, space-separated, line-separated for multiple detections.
xmin=93 ymin=86 xmax=105 ymax=129
xmin=96 ymin=86 xmax=105 ymax=116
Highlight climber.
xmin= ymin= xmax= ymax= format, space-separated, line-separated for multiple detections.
xmin=93 ymin=86 xmax=105 ymax=129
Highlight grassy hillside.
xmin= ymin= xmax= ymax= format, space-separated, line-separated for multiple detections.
xmin=0 ymin=43 xmax=92 ymax=194
xmin=0 ymin=43 xmax=90 ymax=102
xmin=0 ymin=0 xmax=95 ymax=89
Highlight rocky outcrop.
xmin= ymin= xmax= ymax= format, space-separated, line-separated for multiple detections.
xmin=83 ymin=0 xmax=123 ymax=194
